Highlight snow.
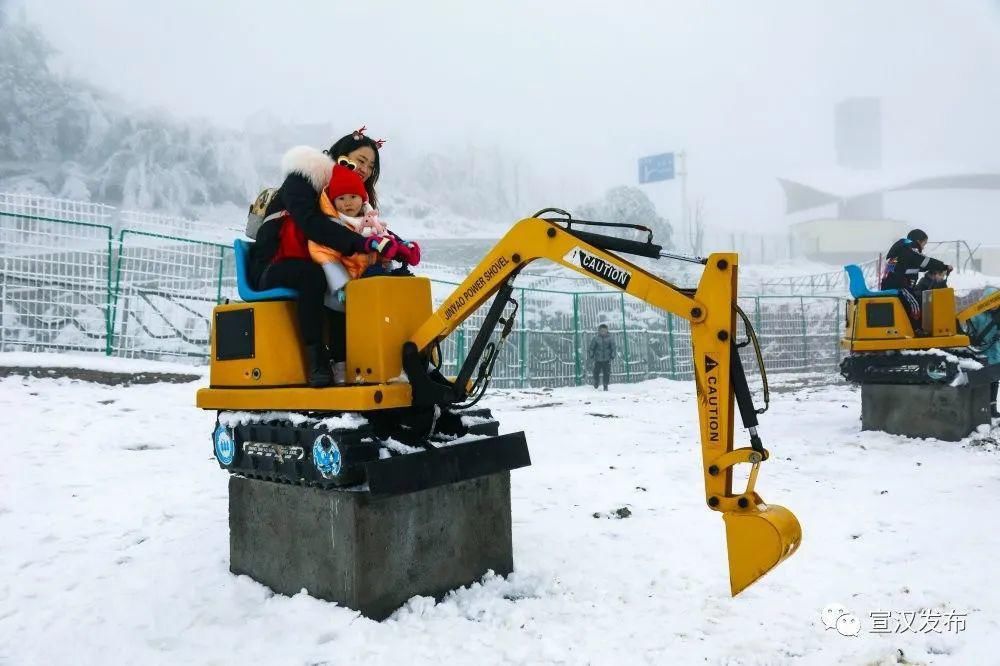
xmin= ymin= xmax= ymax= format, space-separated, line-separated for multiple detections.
xmin=382 ymin=438 xmax=424 ymax=456
xmin=1 ymin=372 xmax=999 ymax=664
xmin=0 ymin=351 xmax=207 ymax=376
xmin=899 ymin=349 xmax=984 ymax=371
xmin=217 ymin=410 xmax=367 ymax=432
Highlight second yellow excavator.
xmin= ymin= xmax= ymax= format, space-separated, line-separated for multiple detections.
xmin=840 ymin=264 xmax=1000 ymax=385
xmin=197 ymin=210 xmax=802 ymax=595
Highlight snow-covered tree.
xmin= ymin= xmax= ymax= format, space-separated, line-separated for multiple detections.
xmin=0 ymin=12 xmax=549 ymax=224
xmin=0 ymin=14 xmax=260 ymax=212
xmin=576 ymin=186 xmax=673 ymax=249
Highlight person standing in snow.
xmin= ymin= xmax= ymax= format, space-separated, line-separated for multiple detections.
xmin=248 ymin=127 xmax=406 ymax=387
xmin=588 ymin=324 xmax=616 ymax=391
xmin=966 ymin=286 xmax=1000 ymax=418
xmin=879 ymin=229 xmax=951 ymax=333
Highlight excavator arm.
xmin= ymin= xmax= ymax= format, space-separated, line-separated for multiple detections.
xmin=405 ymin=216 xmax=802 ymax=595
xmin=957 ymin=289 xmax=1000 ymax=325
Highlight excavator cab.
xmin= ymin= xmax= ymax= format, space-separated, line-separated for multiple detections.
xmin=841 ymin=263 xmax=966 ymax=350
xmin=199 ymin=215 xmax=802 ymax=596
xmin=214 ymin=240 xmax=437 ymax=390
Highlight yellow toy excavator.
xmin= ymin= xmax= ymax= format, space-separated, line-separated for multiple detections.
xmin=197 ymin=210 xmax=802 ymax=595
xmin=840 ymin=264 xmax=1000 ymax=385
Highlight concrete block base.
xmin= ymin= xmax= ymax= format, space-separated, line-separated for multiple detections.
xmin=228 ymin=473 xmax=513 ymax=620
xmin=861 ymin=383 xmax=991 ymax=441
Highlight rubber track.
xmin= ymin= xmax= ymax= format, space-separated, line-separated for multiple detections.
xmin=216 ymin=407 xmax=502 ymax=489
xmin=839 ymin=350 xmax=980 ymax=386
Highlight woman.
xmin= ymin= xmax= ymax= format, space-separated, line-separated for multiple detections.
xmin=248 ymin=128 xmax=404 ymax=387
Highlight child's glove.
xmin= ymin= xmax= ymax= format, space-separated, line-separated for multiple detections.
xmin=365 ymin=234 xmax=402 ymax=260
xmin=359 ymin=209 xmax=386 ymax=236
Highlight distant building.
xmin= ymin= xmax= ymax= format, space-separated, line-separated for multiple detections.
xmin=780 ymin=169 xmax=1000 ymax=263
xmin=779 ymin=97 xmax=1000 ymax=264
xmin=790 ymin=218 xmax=906 ymax=265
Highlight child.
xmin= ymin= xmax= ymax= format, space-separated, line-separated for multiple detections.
xmin=307 ymin=164 xmax=419 ymax=312
xmin=915 ymin=269 xmax=948 ymax=293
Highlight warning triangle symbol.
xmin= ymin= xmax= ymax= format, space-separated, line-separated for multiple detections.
xmin=704 ymin=355 xmax=718 ymax=374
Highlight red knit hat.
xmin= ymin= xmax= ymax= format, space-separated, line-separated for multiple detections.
xmin=326 ymin=164 xmax=368 ymax=202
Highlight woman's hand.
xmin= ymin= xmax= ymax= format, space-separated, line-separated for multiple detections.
xmin=398 ymin=241 xmax=421 ymax=266
xmin=363 ymin=234 xmax=420 ymax=266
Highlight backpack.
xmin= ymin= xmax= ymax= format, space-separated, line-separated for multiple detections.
xmin=246 ymin=187 xmax=286 ymax=239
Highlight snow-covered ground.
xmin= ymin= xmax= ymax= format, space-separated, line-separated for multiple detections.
xmin=1 ymin=361 xmax=998 ymax=665
xmin=0 ymin=352 xmax=208 ymax=376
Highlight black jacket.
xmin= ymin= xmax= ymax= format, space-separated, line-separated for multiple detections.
xmin=248 ymin=146 xmax=368 ymax=287
xmin=880 ymin=238 xmax=947 ymax=291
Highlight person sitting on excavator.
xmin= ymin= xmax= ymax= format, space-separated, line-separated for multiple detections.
xmin=915 ymin=268 xmax=948 ymax=293
xmin=248 ymin=127 xmax=405 ymax=387
xmin=879 ymin=229 xmax=951 ymax=333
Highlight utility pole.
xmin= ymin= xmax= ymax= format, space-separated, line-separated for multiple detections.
xmin=678 ymin=151 xmax=689 ymax=253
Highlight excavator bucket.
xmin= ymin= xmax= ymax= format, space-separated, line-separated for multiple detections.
xmin=723 ymin=503 xmax=802 ymax=595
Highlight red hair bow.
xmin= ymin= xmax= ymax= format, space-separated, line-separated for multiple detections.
xmin=354 ymin=125 xmax=387 ymax=149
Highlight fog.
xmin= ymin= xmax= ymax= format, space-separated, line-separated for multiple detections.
xmin=13 ymin=0 xmax=1000 ymax=238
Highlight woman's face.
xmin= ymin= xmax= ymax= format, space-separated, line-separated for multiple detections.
xmin=346 ymin=146 xmax=377 ymax=182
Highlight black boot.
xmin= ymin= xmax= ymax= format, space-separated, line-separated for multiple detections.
xmin=305 ymin=344 xmax=333 ymax=387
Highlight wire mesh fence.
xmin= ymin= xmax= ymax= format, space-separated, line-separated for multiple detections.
xmin=1 ymin=196 xmax=849 ymax=385
xmin=109 ymin=230 xmax=237 ymax=359
xmin=428 ymin=280 xmax=845 ymax=388
xmin=759 ymin=258 xmax=880 ymax=296
xmin=0 ymin=192 xmax=115 ymax=225
xmin=0 ymin=211 xmax=114 ymax=354
xmin=117 ymin=209 xmax=241 ymax=245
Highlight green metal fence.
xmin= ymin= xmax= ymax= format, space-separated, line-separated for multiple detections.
xmin=0 ymin=211 xmax=114 ymax=354
xmin=0 ymin=211 xmax=847 ymax=386
xmin=109 ymin=229 xmax=236 ymax=359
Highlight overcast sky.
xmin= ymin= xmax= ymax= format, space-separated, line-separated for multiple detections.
xmin=17 ymin=0 xmax=1000 ymax=235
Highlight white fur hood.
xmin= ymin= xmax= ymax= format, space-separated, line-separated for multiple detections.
xmin=280 ymin=145 xmax=334 ymax=192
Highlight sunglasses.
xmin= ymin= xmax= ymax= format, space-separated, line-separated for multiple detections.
xmin=337 ymin=156 xmax=358 ymax=171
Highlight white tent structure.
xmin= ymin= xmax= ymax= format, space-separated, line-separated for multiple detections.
xmin=778 ymin=167 xmax=1000 ymax=215
xmin=778 ymin=166 xmax=1000 ymax=264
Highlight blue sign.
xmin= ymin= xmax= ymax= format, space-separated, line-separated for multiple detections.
xmin=638 ymin=153 xmax=675 ymax=184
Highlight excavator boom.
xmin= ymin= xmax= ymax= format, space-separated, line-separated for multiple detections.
xmin=957 ymin=288 xmax=1000 ymax=324
xmin=408 ymin=216 xmax=802 ymax=594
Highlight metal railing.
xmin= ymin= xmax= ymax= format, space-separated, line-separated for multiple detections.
xmin=759 ymin=258 xmax=880 ymax=296
xmin=1 ymin=197 xmax=850 ymax=387
xmin=924 ymin=240 xmax=981 ymax=273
